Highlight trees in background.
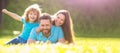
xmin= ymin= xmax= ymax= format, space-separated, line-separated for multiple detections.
xmin=0 ymin=0 xmax=9 ymax=28
xmin=1 ymin=0 xmax=120 ymax=37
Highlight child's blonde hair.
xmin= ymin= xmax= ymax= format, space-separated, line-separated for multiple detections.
xmin=23 ymin=4 xmax=41 ymax=22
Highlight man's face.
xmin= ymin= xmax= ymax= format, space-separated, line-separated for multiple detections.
xmin=39 ymin=19 xmax=51 ymax=35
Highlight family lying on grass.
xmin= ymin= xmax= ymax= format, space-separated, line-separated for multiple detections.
xmin=2 ymin=4 xmax=75 ymax=45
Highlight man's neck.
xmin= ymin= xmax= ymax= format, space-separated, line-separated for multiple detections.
xmin=44 ymin=33 xmax=50 ymax=38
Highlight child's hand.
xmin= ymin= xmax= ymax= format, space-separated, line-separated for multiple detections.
xmin=36 ymin=26 xmax=43 ymax=33
xmin=39 ymin=26 xmax=43 ymax=32
xmin=1 ymin=9 xmax=22 ymax=21
xmin=2 ymin=9 xmax=8 ymax=13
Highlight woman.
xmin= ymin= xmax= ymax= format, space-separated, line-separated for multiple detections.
xmin=53 ymin=10 xmax=75 ymax=44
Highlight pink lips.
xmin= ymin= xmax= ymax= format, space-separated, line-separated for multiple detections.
xmin=30 ymin=17 xmax=35 ymax=20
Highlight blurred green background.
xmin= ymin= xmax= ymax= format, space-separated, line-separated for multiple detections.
xmin=0 ymin=0 xmax=120 ymax=37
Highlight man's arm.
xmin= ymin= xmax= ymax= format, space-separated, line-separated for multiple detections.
xmin=27 ymin=39 xmax=36 ymax=44
xmin=27 ymin=28 xmax=37 ymax=44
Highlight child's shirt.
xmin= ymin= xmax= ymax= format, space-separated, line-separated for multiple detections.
xmin=19 ymin=18 xmax=39 ymax=40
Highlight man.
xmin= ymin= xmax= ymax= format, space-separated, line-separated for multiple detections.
xmin=27 ymin=13 xmax=65 ymax=44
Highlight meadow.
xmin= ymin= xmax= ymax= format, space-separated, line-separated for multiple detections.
xmin=0 ymin=35 xmax=120 ymax=53
xmin=1 ymin=0 xmax=120 ymax=53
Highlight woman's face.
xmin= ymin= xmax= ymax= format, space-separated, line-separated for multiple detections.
xmin=55 ymin=13 xmax=65 ymax=26
xmin=28 ymin=11 xmax=38 ymax=22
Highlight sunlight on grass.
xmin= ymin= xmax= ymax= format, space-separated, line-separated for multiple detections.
xmin=13 ymin=31 xmax=20 ymax=35
xmin=0 ymin=36 xmax=120 ymax=53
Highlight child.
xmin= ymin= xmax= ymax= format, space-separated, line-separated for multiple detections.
xmin=2 ymin=4 xmax=41 ymax=44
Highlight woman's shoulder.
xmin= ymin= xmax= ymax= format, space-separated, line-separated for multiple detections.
xmin=52 ymin=25 xmax=62 ymax=30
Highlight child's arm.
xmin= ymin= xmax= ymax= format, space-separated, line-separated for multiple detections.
xmin=2 ymin=9 xmax=22 ymax=22
xmin=36 ymin=25 xmax=42 ymax=33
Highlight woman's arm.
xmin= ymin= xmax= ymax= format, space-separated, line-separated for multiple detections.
xmin=2 ymin=9 xmax=22 ymax=22
xmin=58 ymin=38 xmax=65 ymax=43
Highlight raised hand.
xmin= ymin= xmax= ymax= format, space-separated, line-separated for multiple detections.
xmin=2 ymin=9 xmax=8 ymax=14
xmin=1 ymin=9 xmax=22 ymax=21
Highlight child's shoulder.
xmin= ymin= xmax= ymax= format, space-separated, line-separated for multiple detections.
xmin=21 ymin=17 xmax=26 ymax=23
xmin=32 ymin=26 xmax=38 ymax=31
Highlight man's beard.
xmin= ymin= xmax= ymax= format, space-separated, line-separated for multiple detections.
xmin=42 ymin=29 xmax=51 ymax=37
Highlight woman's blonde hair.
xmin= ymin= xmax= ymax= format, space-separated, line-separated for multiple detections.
xmin=23 ymin=4 xmax=41 ymax=22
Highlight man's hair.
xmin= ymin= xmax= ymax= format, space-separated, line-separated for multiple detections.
xmin=39 ymin=13 xmax=52 ymax=23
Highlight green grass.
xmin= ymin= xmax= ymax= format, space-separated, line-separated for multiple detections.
xmin=0 ymin=35 xmax=120 ymax=53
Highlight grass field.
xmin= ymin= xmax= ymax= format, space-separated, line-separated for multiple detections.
xmin=0 ymin=35 xmax=120 ymax=53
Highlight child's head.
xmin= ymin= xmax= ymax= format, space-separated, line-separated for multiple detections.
xmin=23 ymin=4 xmax=41 ymax=22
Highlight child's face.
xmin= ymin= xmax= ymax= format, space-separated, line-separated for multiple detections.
xmin=28 ymin=11 xmax=38 ymax=22
xmin=55 ymin=13 xmax=65 ymax=26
